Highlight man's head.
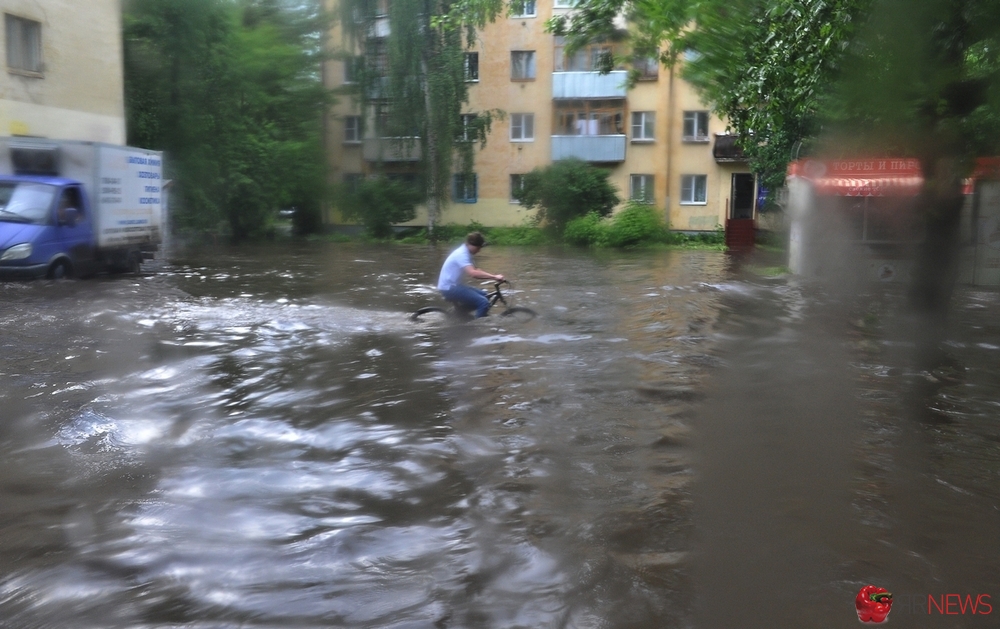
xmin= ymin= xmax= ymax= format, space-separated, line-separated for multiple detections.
xmin=465 ymin=231 xmax=487 ymax=252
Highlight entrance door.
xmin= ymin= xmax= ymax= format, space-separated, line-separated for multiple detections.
xmin=730 ymin=173 xmax=755 ymax=219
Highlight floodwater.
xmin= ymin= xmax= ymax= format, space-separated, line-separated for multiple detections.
xmin=0 ymin=242 xmax=998 ymax=629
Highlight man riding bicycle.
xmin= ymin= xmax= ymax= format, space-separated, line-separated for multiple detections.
xmin=437 ymin=231 xmax=504 ymax=318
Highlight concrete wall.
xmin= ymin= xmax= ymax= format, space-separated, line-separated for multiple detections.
xmin=0 ymin=0 xmax=125 ymax=144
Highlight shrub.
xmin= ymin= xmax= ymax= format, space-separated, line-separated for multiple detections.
xmin=515 ymin=158 xmax=620 ymax=232
xmin=486 ymin=224 xmax=552 ymax=246
xmin=599 ymin=202 xmax=667 ymax=247
xmin=336 ymin=176 xmax=421 ymax=239
xmin=563 ymin=212 xmax=605 ymax=246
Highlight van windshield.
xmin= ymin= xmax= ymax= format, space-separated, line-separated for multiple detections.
xmin=0 ymin=182 xmax=57 ymax=225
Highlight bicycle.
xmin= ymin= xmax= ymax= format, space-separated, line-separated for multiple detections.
xmin=410 ymin=280 xmax=537 ymax=323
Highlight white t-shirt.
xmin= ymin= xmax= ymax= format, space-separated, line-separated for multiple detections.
xmin=437 ymin=244 xmax=473 ymax=291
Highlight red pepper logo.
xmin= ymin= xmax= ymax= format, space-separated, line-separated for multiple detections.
xmin=856 ymin=585 xmax=893 ymax=623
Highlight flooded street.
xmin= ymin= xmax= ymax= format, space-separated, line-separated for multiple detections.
xmin=1 ymin=242 xmax=998 ymax=628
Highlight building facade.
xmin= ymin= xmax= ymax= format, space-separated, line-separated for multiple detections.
xmin=324 ymin=0 xmax=756 ymax=232
xmin=0 ymin=0 xmax=126 ymax=144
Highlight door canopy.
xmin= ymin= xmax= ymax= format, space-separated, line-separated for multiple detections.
xmin=787 ymin=158 xmax=923 ymax=197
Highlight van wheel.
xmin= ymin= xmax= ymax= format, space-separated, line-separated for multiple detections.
xmin=47 ymin=260 xmax=71 ymax=280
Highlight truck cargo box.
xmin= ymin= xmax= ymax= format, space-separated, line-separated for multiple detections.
xmin=0 ymin=138 xmax=163 ymax=250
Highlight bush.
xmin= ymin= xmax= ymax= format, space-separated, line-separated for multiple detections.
xmin=516 ymin=159 xmax=620 ymax=232
xmin=563 ymin=212 xmax=605 ymax=246
xmin=336 ymin=176 xmax=421 ymax=239
xmin=598 ymin=202 xmax=667 ymax=247
xmin=486 ymin=224 xmax=552 ymax=246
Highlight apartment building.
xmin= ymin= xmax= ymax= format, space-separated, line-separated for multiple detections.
xmin=325 ymin=0 xmax=756 ymax=232
xmin=1 ymin=0 xmax=126 ymax=144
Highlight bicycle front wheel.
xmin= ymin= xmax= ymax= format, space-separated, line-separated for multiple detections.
xmin=499 ymin=306 xmax=537 ymax=322
xmin=410 ymin=306 xmax=449 ymax=322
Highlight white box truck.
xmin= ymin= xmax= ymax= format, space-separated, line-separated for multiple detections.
xmin=0 ymin=138 xmax=164 ymax=279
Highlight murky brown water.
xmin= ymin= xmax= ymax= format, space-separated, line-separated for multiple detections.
xmin=0 ymin=242 xmax=997 ymax=628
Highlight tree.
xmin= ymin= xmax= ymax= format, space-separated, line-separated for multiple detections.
xmin=548 ymin=0 xmax=873 ymax=195
xmin=337 ymin=176 xmax=421 ymax=238
xmin=828 ymin=0 xmax=1000 ymax=340
xmin=339 ymin=0 xmax=507 ymax=235
xmin=123 ymin=0 xmax=330 ymax=240
xmin=516 ymin=158 xmax=621 ymax=232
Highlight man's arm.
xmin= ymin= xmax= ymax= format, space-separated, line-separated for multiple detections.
xmin=463 ymin=265 xmax=504 ymax=282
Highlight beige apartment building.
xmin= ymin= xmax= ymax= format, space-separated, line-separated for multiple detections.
xmin=1 ymin=0 xmax=126 ymax=144
xmin=325 ymin=0 xmax=757 ymax=232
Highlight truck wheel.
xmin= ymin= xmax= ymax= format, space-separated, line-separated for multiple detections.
xmin=128 ymin=252 xmax=142 ymax=275
xmin=47 ymin=260 xmax=71 ymax=280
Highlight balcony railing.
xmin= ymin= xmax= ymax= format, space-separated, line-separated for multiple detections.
xmin=551 ymin=135 xmax=626 ymax=162
xmin=712 ymin=133 xmax=746 ymax=162
xmin=363 ymin=137 xmax=421 ymax=162
xmin=552 ymin=71 xmax=628 ymax=99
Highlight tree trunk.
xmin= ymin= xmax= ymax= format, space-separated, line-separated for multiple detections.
xmin=421 ymin=53 xmax=438 ymax=237
xmin=908 ymin=155 xmax=965 ymax=369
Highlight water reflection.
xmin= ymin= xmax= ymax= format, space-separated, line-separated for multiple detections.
xmin=0 ymin=243 xmax=998 ymax=628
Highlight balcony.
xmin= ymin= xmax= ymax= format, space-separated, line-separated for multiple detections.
xmin=713 ymin=133 xmax=746 ymax=162
xmin=368 ymin=16 xmax=390 ymax=38
xmin=552 ymin=135 xmax=626 ymax=162
xmin=363 ymin=137 xmax=421 ymax=162
xmin=552 ymin=71 xmax=628 ymax=99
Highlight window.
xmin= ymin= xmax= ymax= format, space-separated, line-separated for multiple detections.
xmin=57 ymin=187 xmax=85 ymax=223
xmin=343 ymin=56 xmax=361 ymax=84
xmin=631 ymin=112 xmax=655 ymax=141
xmin=680 ymin=175 xmax=708 ymax=204
xmin=554 ymin=99 xmax=625 ymax=136
xmin=554 ymin=0 xmax=578 ymax=7
xmin=511 ymin=1 xmax=537 ymax=17
xmin=630 ymin=175 xmax=654 ymax=203
xmin=371 ymin=0 xmax=390 ymax=17
xmin=554 ymin=38 xmax=616 ymax=72
xmin=510 ymin=113 xmax=534 ymax=141
xmin=344 ymin=116 xmax=361 ymax=143
xmin=510 ymin=174 xmax=525 ymax=203
xmin=511 ymin=51 xmax=536 ymax=80
xmin=633 ymin=55 xmax=659 ymax=80
xmin=367 ymin=39 xmax=388 ymax=77
xmin=453 ymin=173 xmax=478 ymax=203
xmin=343 ymin=173 xmax=363 ymax=193
xmin=464 ymin=52 xmax=479 ymax=81
xmin=374 ymin=101 xmax=390 ymax=136
xmin=683 ymin=111 xmax=709 ymax=141
xmin=460 ymin=113 xmax=478 ymax=142
xmin=5 ymin=14 xmax=42 ymax=74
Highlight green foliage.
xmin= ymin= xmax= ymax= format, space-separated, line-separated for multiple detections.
xmin=337 ymin=176 xmax=421 ymax=238
xmin=516 ymin=159 xmax=621 ymax=232
xmin=485 ymin=224 xmax=553 ymax=246
xmin=827 ymin=0 xmax=1000 ymax=162
xmin=599 ymin=202 xmax=668 ymax=247
xmin=340 ymin=0 xmax=506 ymax=232
xmin=123 ymin=0 xmax=330 ymax=241
xmin=563 ymin=212 xmax=605 ymax=246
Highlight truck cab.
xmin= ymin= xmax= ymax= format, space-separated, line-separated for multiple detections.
xmin=0 ymin=176 xmax=98 ymax=279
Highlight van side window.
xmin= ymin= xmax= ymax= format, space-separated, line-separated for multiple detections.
xmin=61 ymin=188 xmax=83 ymax=217
xmin=57 ymin=187 xmax=84 ymax=224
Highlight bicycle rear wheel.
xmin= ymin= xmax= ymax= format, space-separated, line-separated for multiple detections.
xmin=499 ymin=306 xmax=537 ymax=322
xmin=410 ymin=306 xmax=449 ymax=322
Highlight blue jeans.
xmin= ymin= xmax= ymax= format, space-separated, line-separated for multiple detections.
xmin=441 ymin=285 xmax=490 ymax=318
